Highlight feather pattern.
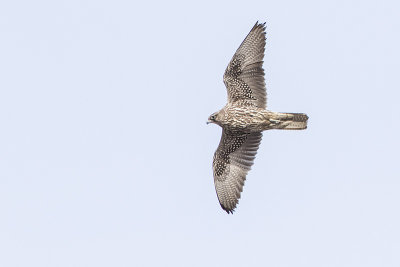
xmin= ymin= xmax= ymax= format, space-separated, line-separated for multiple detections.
xmin=223 ymin=22 xmax=267 ymax=108
xmin=213 ymin=131 xmax=262 ymax=213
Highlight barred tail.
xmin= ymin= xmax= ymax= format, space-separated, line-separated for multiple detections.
xmin=272 ymin=112 xmax=308 ymax=130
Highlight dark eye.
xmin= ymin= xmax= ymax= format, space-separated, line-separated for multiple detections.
xmin=211 ymin=115 xmax=216 ymax=120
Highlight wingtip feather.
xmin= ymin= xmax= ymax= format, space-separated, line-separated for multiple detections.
xmin=221 ymin=204 xmax=236 ymax=214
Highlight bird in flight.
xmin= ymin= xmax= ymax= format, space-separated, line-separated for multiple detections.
xmin=208 ymin=22 xmax=308 ymax=214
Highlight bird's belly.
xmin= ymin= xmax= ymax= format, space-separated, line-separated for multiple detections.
xmin=222 ymin=109 xmax=270 ymax=132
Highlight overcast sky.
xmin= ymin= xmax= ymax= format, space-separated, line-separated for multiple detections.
xmin=1 ymin=0 xmax=400 ymax=266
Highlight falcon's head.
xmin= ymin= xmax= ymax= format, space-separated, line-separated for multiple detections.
xmin=207 ymin=111 xmax=219 ymax=125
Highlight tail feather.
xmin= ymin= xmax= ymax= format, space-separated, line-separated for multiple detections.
xmin=272 ymin=112 xmax=308 ymax=130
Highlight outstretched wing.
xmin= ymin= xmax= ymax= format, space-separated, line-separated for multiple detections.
xmin=223 ymin=22 xmax=267 ymax=109
xmin=213 ymin=130 xmax=263 ymax=213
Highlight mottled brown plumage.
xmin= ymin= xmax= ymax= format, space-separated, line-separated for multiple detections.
xmin=208 ymin=22 xmax=309 ymax=214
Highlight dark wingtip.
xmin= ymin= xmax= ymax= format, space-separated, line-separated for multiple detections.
xmin=254 ymin=21 xmax=266 ymax=27
xmin=252 ymin=21 xmax=267 ymax=35
xmin=221 ymin=204 xmax=236 ymax=214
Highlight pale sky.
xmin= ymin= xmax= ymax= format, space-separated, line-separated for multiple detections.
xmin=1 ymin=0 xmax=400 ymax=266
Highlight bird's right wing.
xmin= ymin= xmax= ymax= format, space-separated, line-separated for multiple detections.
xmin=223 ymin=22 xmax=267 ymax=109
xmin=213 ymin=130 xmax=262 ymax=213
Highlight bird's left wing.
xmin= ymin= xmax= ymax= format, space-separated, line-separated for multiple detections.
xmin=213 ymin=130 xmax=262 ymax=213
xmin=223 ymin=22 xmax=267 ymax=108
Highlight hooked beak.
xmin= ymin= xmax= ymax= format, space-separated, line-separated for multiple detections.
xmin=206 ymin=120 xmax=211 ymax=125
